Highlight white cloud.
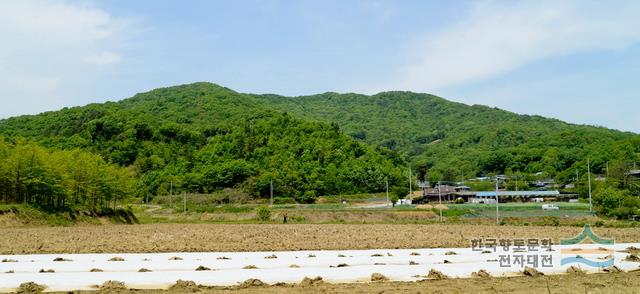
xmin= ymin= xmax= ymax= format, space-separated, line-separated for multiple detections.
xmin=386 ymin=0 xmax=640 ymax=92
xmin=0 ymin=0 xmax=130 ymax=118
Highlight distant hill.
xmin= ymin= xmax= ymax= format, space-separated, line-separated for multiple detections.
xmin=1 ymin=82 xmax=638 ymax=202
xmin=0 ymin=83 xmax=404 ymax=202
xmin=255 ymin=91 xmax=639 ymax=183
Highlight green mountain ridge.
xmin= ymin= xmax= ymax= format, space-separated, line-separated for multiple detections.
xmin=0 ymin=83 xmax=405 ymax=203
xmin=0 ymin=82 xmax=638 ymax=204
xmin=253 ymin=89 xmax=639 ymax=183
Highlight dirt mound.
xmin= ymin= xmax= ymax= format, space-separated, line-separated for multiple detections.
xmin=300 ymin=276 xmax=324 ymax=286
xmin=38 ymin=269 xmax=54 ymax=273
xmin=239 ymin=278 xmax=266 ymax=288
xmin=626 ymin=246 xmax=640 ymax=255
xmin=289 ymin=264 xmax=300 ymax=268
xmin=624 ymin=254 xmax=640 ymax=262
xmin=2 ymin=258 xmax=17 ymax=262
xmin=604 ymin=266 xmax=623 ymax=273
xmin=330 ymin=263 xmax=349 ymax=268
xmin=90 ymin=268 xmax=103 ymax=272
xmin=169 ymin=256 xmax=183 ymax=261
xmin=138 ymin=268 xmax=152 ymax=272
xmin=100 ymin=280 xmax=127 ymax=291
xmin=108 ymin=257 xmax=125 ymax=261
xmin=195 ymin=265 xmax=211 ymax=271
xmin=371 ymin=273 xmax=388 ymax=282
xmin=242 ymin=265 xmax=258 ymax=269
xmin=16 ymin=282 xmax=46 ymax=294
xmin=428 ymin=269 xmax=449 ymax=280
xmin=264 ymin=254 xmax=278 ymax=259
xmin=523 ymin=267 xmax=544 ymax=277
xmin=472 ymin=269 xmax=492 ymax=278
xmin=169 ymin=280 xmax=199 ymax=292
xmin=444 ymin=251 xmax=457 ymax=255
xmin=566 ymin=266 xmax=585 ymax=274
xmin=53 ymin=257 xmax=71 ymax=262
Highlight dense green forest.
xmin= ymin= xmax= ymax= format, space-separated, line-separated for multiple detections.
xmin=0 ymin=82 xmax=638 ymax=216
xmin=0 ymin=137 xmax=133 ymax=209
xmin=0 ymin=83 xmax=404 ymax=204
xmin=254 ymin=91 xmax=640 ymax=184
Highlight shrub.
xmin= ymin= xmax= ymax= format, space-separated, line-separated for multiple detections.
xmin=391 ymin=186 xmax=409 ymax=199
xmin=256 ymin=205 xmax=271 ymax=221
xmin=390 ymin=195 xmax=399 ymax=206
xmin=595 ymin=220 xmax=605 ymax=227
xmin=297 ymin=191 xmax=317 ymax=204
xmin=593 ymin=187 xmax=640 ymax=219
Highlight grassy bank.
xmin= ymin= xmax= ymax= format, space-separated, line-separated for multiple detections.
xmin=0 ymin=204 xmax=138 ymax=226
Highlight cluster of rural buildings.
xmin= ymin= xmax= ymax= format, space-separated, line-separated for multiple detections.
xmin=414 ymin=185 xmax=575 ymax=204
xmin=410 ymin=175 xmax=578 ymax=204
xmin=401 ymin=168 xmax=640 ymax=205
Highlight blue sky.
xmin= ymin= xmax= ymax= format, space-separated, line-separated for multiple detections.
xmin=1 ymin=0 xmax=639 ymax=133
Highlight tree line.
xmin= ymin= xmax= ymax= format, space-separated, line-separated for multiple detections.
xmin=0 ymin=137 xmax=134 ymax=210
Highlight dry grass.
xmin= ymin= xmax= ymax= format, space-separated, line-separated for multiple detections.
xmin=0 ymin=223 xmax=639 ymax=254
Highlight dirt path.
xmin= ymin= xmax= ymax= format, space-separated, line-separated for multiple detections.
xmin=2 ymin=223 xmax=640 ymax=254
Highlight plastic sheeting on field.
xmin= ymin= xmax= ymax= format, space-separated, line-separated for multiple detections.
xmin=1 ymin=243 xmax=639 ymax=292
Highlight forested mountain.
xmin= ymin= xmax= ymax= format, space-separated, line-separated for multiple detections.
xmin=1 ymin=82 xmax=639 ymax=207
xmin=254 ymin=91 xmax=640 ymax=184
xmin=0 ymin=83 xmax=404 ymax=203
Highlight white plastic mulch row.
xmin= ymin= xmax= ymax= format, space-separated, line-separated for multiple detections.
xmin=1 ymin=243 xmax=639 ymax=292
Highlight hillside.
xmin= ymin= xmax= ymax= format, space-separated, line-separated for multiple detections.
xmin=1 ymin=82 xmax=639 ymax=203
xmin=0 ymin=83 xmax=404 ymax=203
xmin=253 ymin=91 xmax=640 ymax=183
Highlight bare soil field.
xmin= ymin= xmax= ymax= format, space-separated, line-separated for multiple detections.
xmin=65 ymin=272 xmax=640 ymax=294
xmin=140 ymin=209 xmax=439 ymax=224
xmin=2 ymin=223 xmax=640 ymax=254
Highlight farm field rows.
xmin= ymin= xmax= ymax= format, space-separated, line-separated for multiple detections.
xmin=1 ymin=243 xmax=639 ymax=292
xmin=2 ymin=223 xmax=640 ymax=254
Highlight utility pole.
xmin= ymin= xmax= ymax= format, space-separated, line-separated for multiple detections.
xmin=408 ymin=167 xmax=413 ymax=197
xmin=495 ymin=177 xmax=500 ymax=225
xmin=437 ymin=181 xmax=443 ymax=222
xmin=169 ymin=181 xmax=173 ymax=209
xmin=606 ymin=161 xmax=609 ymax=179
xmin=183 ymin=192 xmax=186 ymax=214
xmin=587 ymin=159 xmax=593 ymax=212
xmin=385 ymin=177 xmax=389 ymax=206
xmin=270 ymin=179 xmax=274 ymax=206
xmin=515 ymin=174 xmax=518 ymax=192
xmin=575 ymin=168 xmax=579 ymax=190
